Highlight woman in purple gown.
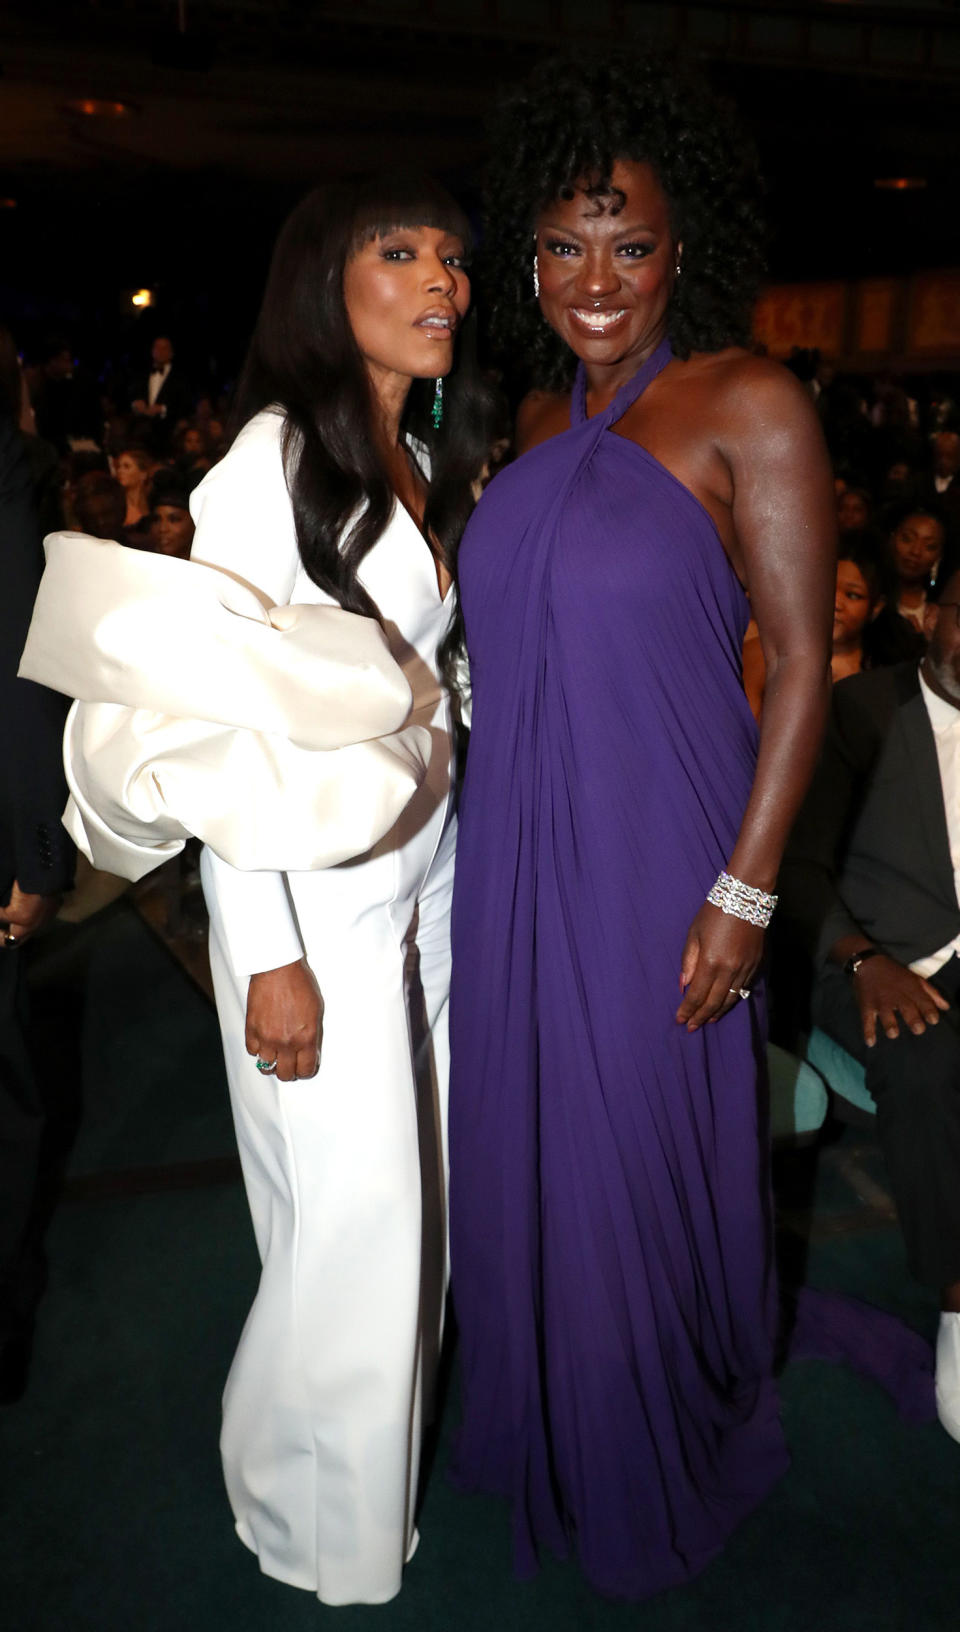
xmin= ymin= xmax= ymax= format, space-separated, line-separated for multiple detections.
xmin=448 ymin=58 xmax=836 ymax=1600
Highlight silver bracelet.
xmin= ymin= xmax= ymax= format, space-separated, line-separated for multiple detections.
xmin=706 ymin=870 xmax=778 ymax=928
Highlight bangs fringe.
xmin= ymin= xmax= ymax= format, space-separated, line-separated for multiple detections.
xmin=349 ymin=170 xmax=472 ymax=254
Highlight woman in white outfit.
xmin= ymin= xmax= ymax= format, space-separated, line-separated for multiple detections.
xmin=189 ymin=174 xmax=491 ymax=1606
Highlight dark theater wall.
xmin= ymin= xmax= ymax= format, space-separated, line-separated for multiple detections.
xmin=1 ymin=2 xmax=958 ymax=377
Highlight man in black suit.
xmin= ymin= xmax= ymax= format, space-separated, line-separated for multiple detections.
xmin=129 ymin=335 xmax=193 ymax=451
xmin=922 ymin=429 xmax=960 ymax=541
xmin=780 ymin=568 xmax=960 ymax=1445
xmin=0 ymin=414 xmax=74 ymax=1400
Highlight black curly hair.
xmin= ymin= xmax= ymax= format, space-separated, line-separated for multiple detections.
xmin=482 ymin=53 xmax=766 ymax=391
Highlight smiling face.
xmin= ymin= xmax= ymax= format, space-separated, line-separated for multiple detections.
xmin=534 ymin=158 xmax=679 ymax=377
xmin=152 ymin=502 xmax=195 ymax=558
xmin=342 ymin=225 xmax=471 ymax=393
xmin=892 ymin=511 xmax=944 ymax=587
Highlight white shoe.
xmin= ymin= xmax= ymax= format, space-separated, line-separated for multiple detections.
xmin=935 ymin=1312 xmax=960 ymax=1443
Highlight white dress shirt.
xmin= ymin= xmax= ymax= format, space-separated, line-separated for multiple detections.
xmin=911 ymin=670 xmax=960 ymax=977
xmin=147 ymin=363 xmax=170 ymax=407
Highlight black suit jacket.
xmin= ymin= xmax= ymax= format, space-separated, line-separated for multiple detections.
xmin=779 ymin=662 xmax=960 ymax=969
xmin=129 ymin=365 xmax=193 ymax=428
xmin=0 ymin=417 xmax=74 ymax=901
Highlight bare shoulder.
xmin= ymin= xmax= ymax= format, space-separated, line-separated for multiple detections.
xmin=683 ymin=348 xmax=819 ymax=435
xmin=516 ymin=388 xmax=572 ymax=455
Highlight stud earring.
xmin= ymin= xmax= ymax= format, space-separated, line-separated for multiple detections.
xmin=675 ymin=259 xmax=682 ymax=278
xmin=533 ymin=255 xmax=540 ymax=299
xmin=431 ymin=376 xmax=444 ymax=431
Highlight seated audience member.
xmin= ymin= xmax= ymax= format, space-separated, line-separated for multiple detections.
xmin=887 ymin=502 xmax=947 ymax=630
xmin=113 ymin=446 xmax=154 ymax=532
xmin=878 ymin=457 xmax=919 ymax=517
xmin=870 ymin=376 xmax=919 ymax=435
xmin=924 ymin=429 xmax=960 ymax=536
xmin=868 ymin=378 xmax=922 ymax=484
xmin=837 ymin=484 xmax=873 ymax=537
xmin=146 ymin=469 xmax=197 ymax=558
xmin=928 ymin=391 xmax=957 ymax=435
xmin=833 ymin=551 xmax=882 ymax=683
xmin=745 ymin=544 xmax=920 ymax=721
xmin=780 ymin=567 xmax=960 ymax=1445
xmin=833 ymin=542 xmax=923 ymax=682
xmin=72 ymin=472 xmax=130 ymax=543
xmin=172 ymin=422 xmax=211 ymax=478
xmin=204 ymin=417 xmax=226 ymax=459
xmin=821 ymin=380 xmax=873 ymax=476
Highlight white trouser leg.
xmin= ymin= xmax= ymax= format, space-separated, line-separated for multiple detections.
xmin=402 ymin=812 xmax=456 ymax=1466
xmin=206 ymin=887 xmax=448 ymax=1607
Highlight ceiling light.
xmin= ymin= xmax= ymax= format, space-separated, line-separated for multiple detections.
xmin=131 ymin=289 xmax=156 ymax=309
xmin=0 ymin=197 xmax=17 ymax=210
xmin=874 ymin=177 xmax=927 ymax=191
xmin=62 ymin=99 xmax=136 ymax=119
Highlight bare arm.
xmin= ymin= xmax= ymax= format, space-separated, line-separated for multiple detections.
xmin=677 ymin=363 xmax=835 ymax=1028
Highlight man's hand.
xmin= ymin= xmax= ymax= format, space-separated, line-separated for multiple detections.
xmin=1 ymin=882 xmax=61 ymax=947
xmin=852 ymin=952 xmax=950 ymax=1047
xmin=245 ymin=958 xmax=322 ymax=1082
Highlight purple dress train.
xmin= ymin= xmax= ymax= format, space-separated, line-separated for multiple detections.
xmin=448 ymin=341 xmax=790 ymax=1600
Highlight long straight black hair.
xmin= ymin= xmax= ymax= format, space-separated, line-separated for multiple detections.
xmin=232 ymin=171 xmax=495 ymax=634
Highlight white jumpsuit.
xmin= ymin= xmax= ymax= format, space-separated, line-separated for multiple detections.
xmin=190 ymin=410 xmax=455 ymax=1606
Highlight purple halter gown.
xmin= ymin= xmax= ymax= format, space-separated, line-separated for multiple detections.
xmin=448 ymin=340 xmax=790 ymax=1600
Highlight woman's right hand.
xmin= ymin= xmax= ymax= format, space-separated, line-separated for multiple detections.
xmin=245 ymin=958 xmax=323 ymax=1081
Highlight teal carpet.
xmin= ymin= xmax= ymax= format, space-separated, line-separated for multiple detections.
xmin=3 ymin=904 xmax=958 ymax=1631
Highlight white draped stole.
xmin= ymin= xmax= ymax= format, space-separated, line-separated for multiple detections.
xmin=19 ymin=533 xmax=430 ymax=880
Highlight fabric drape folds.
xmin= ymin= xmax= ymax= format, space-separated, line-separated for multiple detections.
xmin=19 ymin=533 xmax=429 ymax=878
xmin=449 ymin=341 xmax=789 ymax=1600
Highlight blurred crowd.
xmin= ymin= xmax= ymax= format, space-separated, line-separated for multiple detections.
xmin=4 ymin=323 xmax=960 ymax=721
xmin=743 ymin=348 xmax=960 ymax=717
xmin=2 ymin=328 xmax=231 ymax=565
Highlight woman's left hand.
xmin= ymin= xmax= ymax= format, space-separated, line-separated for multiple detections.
xmin=676 ymin=903 xmax=764 ymax=1031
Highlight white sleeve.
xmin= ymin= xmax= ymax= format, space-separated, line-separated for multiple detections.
xmin=191 ymin=411 xmax=304 ymax=977
xmin=189 ymin=408 xmax=300 ymax=605
xmin=201 ymin=847 xmax=305 ymax=978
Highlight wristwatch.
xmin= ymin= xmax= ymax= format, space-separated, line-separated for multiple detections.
xmin=843 ymin=946 xmax=884 ymax=978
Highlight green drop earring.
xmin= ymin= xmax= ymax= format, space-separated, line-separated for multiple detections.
xmin=431 ymin=376 xmax=444 ymax=430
